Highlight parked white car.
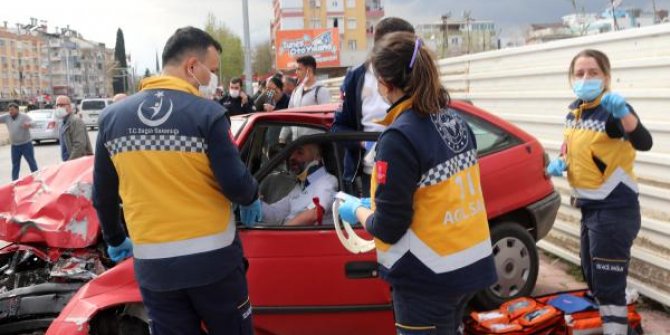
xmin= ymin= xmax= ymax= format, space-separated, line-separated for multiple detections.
xmin=79 ymin=98 xmax=112 ymax=129
xmin=28 ymin=109 xmax=60 ymax=144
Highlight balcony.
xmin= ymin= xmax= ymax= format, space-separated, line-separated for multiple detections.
xmin=366 ymin=6 xmax=384 ymax=18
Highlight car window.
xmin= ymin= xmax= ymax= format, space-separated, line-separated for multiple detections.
xmin=81 ymin=100 xmax=106 ymax=110
xmin=230 ymin=117 xmax=246 ymax=137
xmin=455 ymin=109 xmax=521 ymax=156
xmin=241 ymin=122 xmax=326 ymax=176
xmin=247 ymin=132 xmax=379 ymax=229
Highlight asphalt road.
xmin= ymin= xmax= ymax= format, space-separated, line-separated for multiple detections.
xmin=0 ymin=129 xmax=98 ymax=185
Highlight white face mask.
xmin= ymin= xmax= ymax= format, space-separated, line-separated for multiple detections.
xmin=55 ymin=108 xmax=68 ymax=119
xmin=190 ymin=63 xmax=219 ymax=99
xmin=229 ymin=89 xmax=240 ymax=98
xmin=201 ymin=73 xmax=218 ymax=99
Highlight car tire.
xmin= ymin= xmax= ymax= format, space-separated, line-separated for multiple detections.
xmin=118 ymin=316 xmax=150 ymax=335
xmin=473 ymin=222 xmax=539 ymax=310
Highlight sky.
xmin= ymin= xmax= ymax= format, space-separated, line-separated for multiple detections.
xmin=2 ymin=0 xmax=669 ymax=74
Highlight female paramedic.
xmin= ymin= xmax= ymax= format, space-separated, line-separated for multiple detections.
xmin=546 ymin=49 xmax=652 ymax=335
xmin=337 ymin=31 xmax=497 ymax=335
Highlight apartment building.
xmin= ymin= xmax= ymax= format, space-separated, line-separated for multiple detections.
xmin=271 ymin=0 xmax=384 ymax=70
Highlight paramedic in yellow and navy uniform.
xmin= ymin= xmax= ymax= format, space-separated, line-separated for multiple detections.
xmin=546 ymin=49 xmax=652 ymax=335
xmin=92 ymin=27 xmax=261 ymax=335
xmin=338 ymin=31 xmax=497 ymax=335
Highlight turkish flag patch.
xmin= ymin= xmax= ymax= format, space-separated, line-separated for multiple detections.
xmin=376 ymin=161 xmax=388 ymax=185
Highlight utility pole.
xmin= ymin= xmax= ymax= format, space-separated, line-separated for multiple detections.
xmin=651 ymin=0 xmax=659 ymax=24
xmin=47 ymin=37 xmax=53 ymax=95
xmin=441 ymin=13 xmax=451 ymax=58
xmin=463 ymin=11 xmax=472 ymax=54
xmin=242 ymin=0 xmax=253 ymax=93
xmin=610 ymin=0 xmax=620 ymax=31
xmin=16 ymin=24 xmax=23 ymax=102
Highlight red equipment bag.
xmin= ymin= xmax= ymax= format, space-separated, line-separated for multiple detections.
xmin=465 ymin=289 xmax=644 ymax=335
xmin=536 ymin=289 xmax=643 ymax=335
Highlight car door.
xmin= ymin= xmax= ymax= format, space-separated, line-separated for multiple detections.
xmin=237 ymin=122 xmax=393 ymax=335
xmin=454 ymin=107 xmax=540 ymax=218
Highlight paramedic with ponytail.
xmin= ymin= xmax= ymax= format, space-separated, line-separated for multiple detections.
xmin=338 ymin=32 xmax=497 ymax=335
xmin=546 ymin=49 xmax=652 ymax=335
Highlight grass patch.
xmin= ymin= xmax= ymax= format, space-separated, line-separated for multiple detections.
xmin=541 ymin=250 xmax=584 ymax=283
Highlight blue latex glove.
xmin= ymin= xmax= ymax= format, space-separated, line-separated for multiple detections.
xmin=107 ymin=237 xmax=133 ymax=263
xmin=360 ymin=197 xmax=372 ymax=209
xmin=338 ymin=194 xmax=363 ymax=224
xmin=600 ymin=92 xmax=630 ymax=119
xmin=240 ymin=198 xmax=263 ymax=227
xmin=546 ymin=158 xmax=566 ymax=177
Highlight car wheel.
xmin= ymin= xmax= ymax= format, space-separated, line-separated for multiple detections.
xmin=474 ymin=222 xmax=539 ymax=309
xmin=118 ymin=316 xmax=150 ymax=335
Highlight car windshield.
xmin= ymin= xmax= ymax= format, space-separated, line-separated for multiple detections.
xmin=81 ymin=101 xmax=106 ymax=110
xmin=28 ymin=110 xmax=55 ymax=120
xmin=230 ymin=117 xmax=246 ymax=138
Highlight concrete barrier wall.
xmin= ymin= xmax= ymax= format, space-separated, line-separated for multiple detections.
xmin=322 ymin=23 xmax=670 ymax=306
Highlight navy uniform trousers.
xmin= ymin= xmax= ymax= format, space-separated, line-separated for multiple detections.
xmin=580 ymin=206 xmax=641 ymax=335
xmin=139 ymin=265 xmax=253 ymax=335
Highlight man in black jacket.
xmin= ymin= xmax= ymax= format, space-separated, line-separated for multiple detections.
xmin=220 ymin=77 xmax=253 ymax=116
xmin=331 ymin=17 xmax=415 ymax=196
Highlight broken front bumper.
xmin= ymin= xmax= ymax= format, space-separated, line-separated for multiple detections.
xmin=0 ymin=282 xmax=83 ymax=334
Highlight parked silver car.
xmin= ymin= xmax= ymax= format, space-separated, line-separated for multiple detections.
xmin=28 ymin=109 xmax=60 ymax=144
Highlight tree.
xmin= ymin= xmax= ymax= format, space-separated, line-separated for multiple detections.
xmin=252 ymin=40 xmax=274 ymax=76
xmin=566 ymin=0 xmax=590 ymax=36
xmin=113 ymin=28 xmax=128 ymax=94
xmin=204 ymin=13 xmax=244 ymax=87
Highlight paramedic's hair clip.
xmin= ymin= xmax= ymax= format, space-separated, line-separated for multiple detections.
xmin=409 ymin=38 xmax=422 ymax=69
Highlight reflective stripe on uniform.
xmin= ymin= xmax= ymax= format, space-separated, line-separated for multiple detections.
xmin=377 ymin=229 xmax=492 ymax=273
xmin=573 ymin=168 xmax=638 ymax=200
xmin=571 ymin=327 xmax=604 ymax=335
xmin=133 ymin=218 xmax=236 ymax=259
xmin=600 ymin=304 xmax=629 ymax=335
xmin=602 ymin=322 xmax=628 ymax=335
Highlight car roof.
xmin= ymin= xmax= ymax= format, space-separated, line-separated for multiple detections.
xmin=231 ymin=100 xmax=535 ymax=144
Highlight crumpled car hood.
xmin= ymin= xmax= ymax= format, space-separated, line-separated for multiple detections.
xmin=0 ymin=156 xmax=99 ymax=248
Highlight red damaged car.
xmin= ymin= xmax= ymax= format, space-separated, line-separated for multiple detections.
xmin=0 ymin=101 xmax=560 ymax=334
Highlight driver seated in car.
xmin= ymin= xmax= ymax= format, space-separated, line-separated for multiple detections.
xmin=261 ymin=143 xmax=338 ymax=226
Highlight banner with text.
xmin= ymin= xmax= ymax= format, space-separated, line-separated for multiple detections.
xmin=275 ymin=28 xmax=340 ymax=70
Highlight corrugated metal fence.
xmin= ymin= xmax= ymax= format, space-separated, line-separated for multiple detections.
xmin=321 ymin=23 xmax=670 ymax=306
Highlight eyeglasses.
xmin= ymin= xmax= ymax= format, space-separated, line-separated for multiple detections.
xmin=56 ymin=103 xmax=69 ymax=107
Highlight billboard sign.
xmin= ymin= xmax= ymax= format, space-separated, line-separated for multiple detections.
xmin=275 ymin=28 xmax=340 ymax=70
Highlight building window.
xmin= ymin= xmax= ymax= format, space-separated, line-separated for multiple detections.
xmin=282 ymin=17 xmax=305 ymax=30
xmin=348 ymin=39 xmax=357 ymax=50
xmin=327 ymin=0 xmax=343 ymax=11
xmin=311 ymin=19 xmax=322 ymax=28
xmin=328 ymin=17 xmax=344 ymax=29
xmin=347 ymin=18 xmax=357 ymax=30
xmin=346 ymin=0 xmax=355 ymax=8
